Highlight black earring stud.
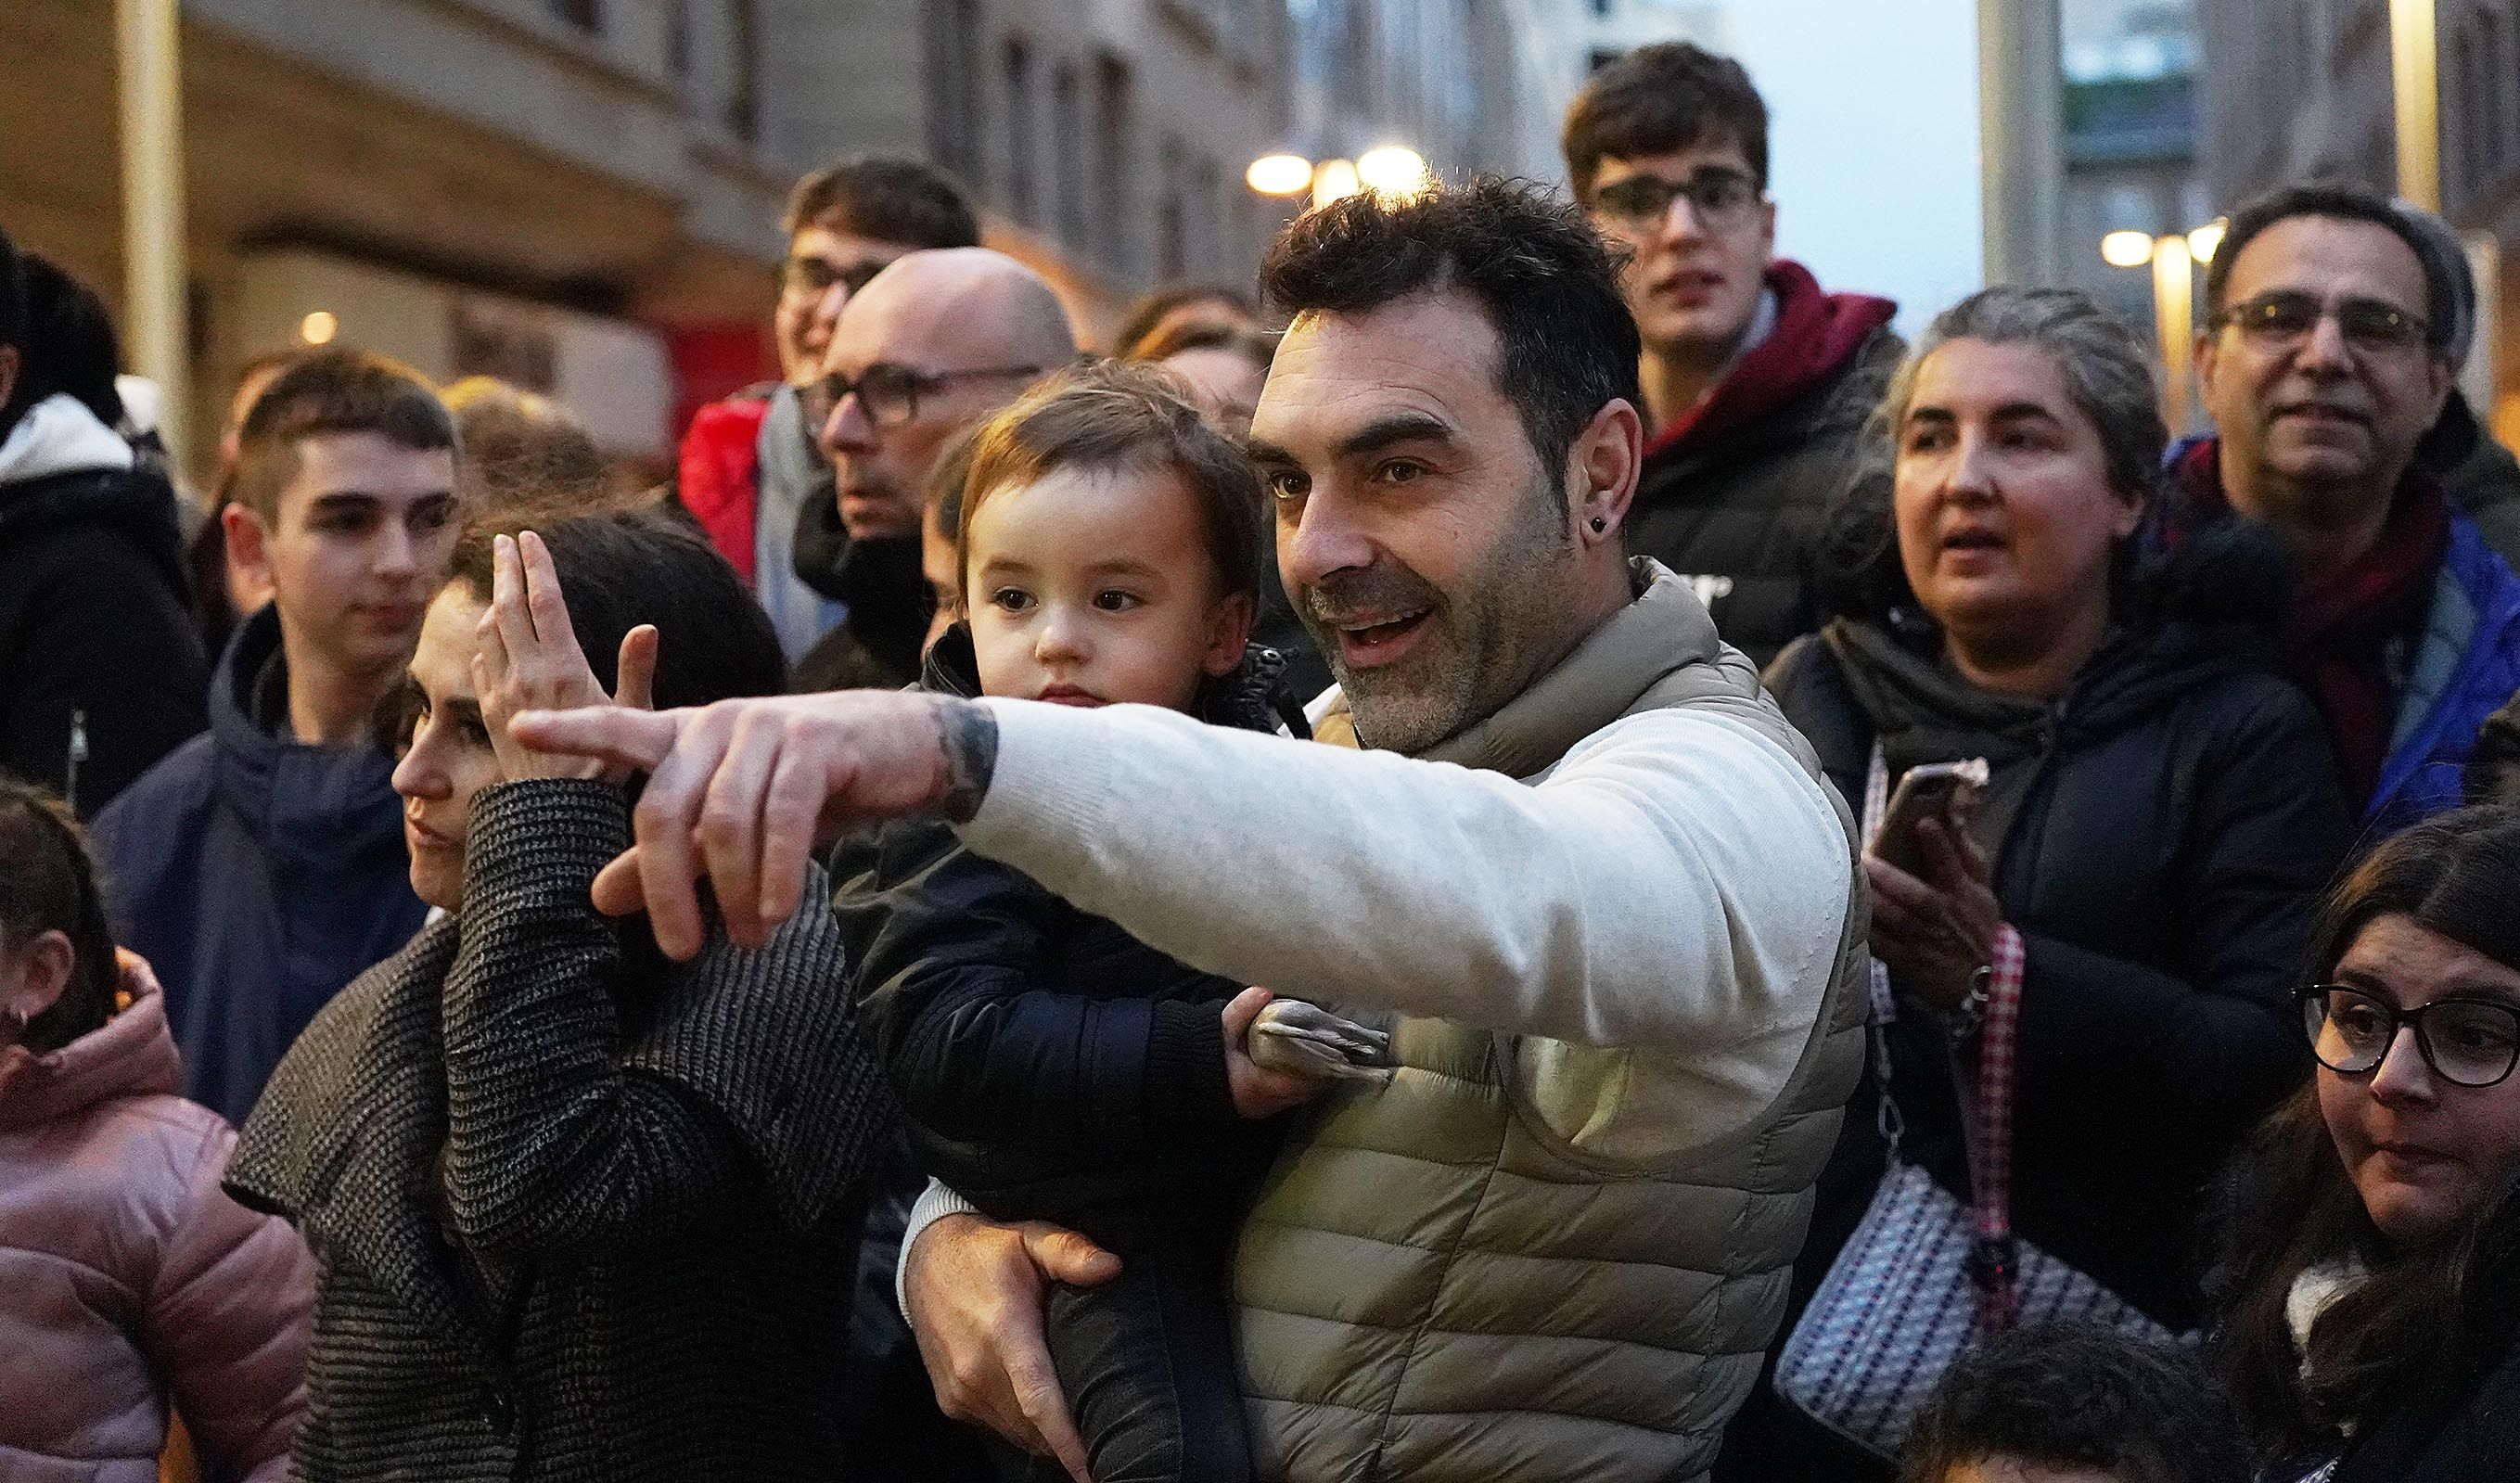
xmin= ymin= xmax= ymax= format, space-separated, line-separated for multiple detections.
xmin=1589 ymin=517 xmax=1607 ymax=533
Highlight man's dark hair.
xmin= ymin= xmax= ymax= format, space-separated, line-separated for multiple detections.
xmin=1563 ymin=42 xmax=1771 ymax=201
xmin=1901 ymin=1325 xmax=2251 ymax=1483
xmin=1260 ymin=176 xmax=1643 ymax=501
xmin=230 ymin=348 xmax=457 ymax=522
xmin=782 ymin=156 xmax=980 ymax=249
xmin=2205 ymin=182 xmax=2457 ymax=354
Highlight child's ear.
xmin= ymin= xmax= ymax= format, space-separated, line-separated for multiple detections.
xmin=1204 ymin=591 xmax=1255 ymax=677
xmin=223 ymin=502 xmax=276 ymax=591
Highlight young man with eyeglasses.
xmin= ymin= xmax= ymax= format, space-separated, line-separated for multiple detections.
xmin=2167 ymin=183 xmax=2520 ymax=830
xmin=1564 ymin=42 xmax=1903 ymax=669
xmin=675 ymin=158 xmax=979 ymax=663
xmin=790 ymin=246 xmax=1077 ymax=690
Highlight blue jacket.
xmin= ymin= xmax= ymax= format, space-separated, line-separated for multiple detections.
xmin=2372 ymin=510 xmax=2520 ymax=829
xmin=91 ymin=605 xmax=428 ymax=1125
xmin=2161 ymin=435 xmax=2520 ymax=833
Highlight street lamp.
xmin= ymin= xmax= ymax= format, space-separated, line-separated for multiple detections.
xmin=1355 ymin=145 xmax=1430 ymax=195
xmin=1310 ymin=159 xmax=1362 ymax=210
xmin=1246 ymin=154 xmax=1313 ymax=197
xmin=2103 ymin=225 xmax=2217 ymax=429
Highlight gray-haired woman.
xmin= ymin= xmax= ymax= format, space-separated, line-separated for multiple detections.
xmin=1719 ymin=286 xmax=2360 ymax=1482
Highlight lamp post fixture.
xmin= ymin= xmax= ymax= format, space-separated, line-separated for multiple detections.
xmin=2103 ymin=218 xmax=2225 ymax=430
xmin=1245 ymin=146 xmax=1429 ymax=211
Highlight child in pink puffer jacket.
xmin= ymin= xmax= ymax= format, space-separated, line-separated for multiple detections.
xmin=0 ymin=779 xmax=313 ymax=1481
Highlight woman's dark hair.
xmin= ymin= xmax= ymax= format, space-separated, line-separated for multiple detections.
xmin=2209 ymin=805 xmax=2520 ymax=1459
xmin=441 ymin=504 xmax=788 ymax=713
xmin=1260 ymin=175 xmax=1641 ymax=510
xmin=0 ymin=779 xmax=121 ymax=1055
xmin=1900 ymin=1324 xmax=2250 ymax=1483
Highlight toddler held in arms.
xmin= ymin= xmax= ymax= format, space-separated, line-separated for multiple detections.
xmin=834 ymin=359 xmax=1384 ymax=1482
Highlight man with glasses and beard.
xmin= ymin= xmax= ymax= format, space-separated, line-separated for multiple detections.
xmin=1565 ymin=42 xmax=1903 ymax=669
xmin=676 ymin=158 xmax=979 ymax=665
xmin=2166 ymin=183 xmax=2520 ymax=831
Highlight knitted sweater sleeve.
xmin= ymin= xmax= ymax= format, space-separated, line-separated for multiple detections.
xmin=438 ymin=779 xmax=774 ymax=1259
xmin=956 ymin=698 xmax=1851 ymax=1121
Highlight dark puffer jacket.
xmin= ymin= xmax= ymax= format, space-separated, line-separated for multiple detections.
xmin=225 ymin=781 xmax=892 ymax=1482
xmin=0 ymin=395 xmax=207 ymax=815
xmin=1766 ymin=613 xmax=2356 ymax=1330
xmin=1625 ymin=261 xmax=1902 ymax=671
xmin=834 ymin=627 xmax=1302 ymax=1253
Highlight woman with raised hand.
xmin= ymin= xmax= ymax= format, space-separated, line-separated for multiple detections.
xmin=2213 ymin=805 xmax=2520 ymax=1483
xmin=225 ymin=507 xmax=893 ymax=1481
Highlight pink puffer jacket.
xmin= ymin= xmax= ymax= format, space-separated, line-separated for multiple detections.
xmin=0 ymin=960 xmax=312 ymax=1481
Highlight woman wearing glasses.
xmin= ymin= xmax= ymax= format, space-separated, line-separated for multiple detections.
xmin=2212 ymin=805 xmax=2520 ymax=1483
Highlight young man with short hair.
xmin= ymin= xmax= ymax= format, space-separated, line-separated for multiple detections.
xmin=94 ymin=349 xmax=457 ymax=1124
xmin=1900 ymin=1325 xmax=2250 ymax=1483
xmin=1565 ymin=42 xmax=1902 ymax=668
xmin=678 ymin=157 xmax=980 ymax=662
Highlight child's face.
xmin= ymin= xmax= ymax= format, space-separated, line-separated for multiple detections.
xmin=966 ymin=465 xmax=1251 ymax=711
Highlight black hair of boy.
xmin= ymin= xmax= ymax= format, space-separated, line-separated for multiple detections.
xmin=228 ymin=349 xmax=458 ymax=522
xmin=1900 ymin=1325 xmax=2251 ymax=1483
xmin=1561 ymin=41 xmax=1771 ymax=202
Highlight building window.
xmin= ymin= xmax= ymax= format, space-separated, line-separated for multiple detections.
xmin=1158 ymin=136 xmax=1188 ymax=281
xmin=667 ymin=0 xmax=692 ymax=76
xmin=1003 ymin=35 xmax=1037 ymax=225
xmin=551 ymin=0 xmax=602 ymax=32
xmin=1053 ymin=62 xmax=1087 ymax=249
xmin=723 ymin=0 xmax=761 ymax=142
xmin=925 ymin=0 xmax=984 ymax=185
xmin=1094 ymin=53 xmax=1135 ymax=274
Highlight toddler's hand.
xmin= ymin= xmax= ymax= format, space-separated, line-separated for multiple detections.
xmin=1222 ymin=987 xmax=1327 ymax=1120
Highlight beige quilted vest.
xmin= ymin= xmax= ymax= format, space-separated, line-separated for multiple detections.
xmin=1234 ymin=562 xmax=1870 ymax=1483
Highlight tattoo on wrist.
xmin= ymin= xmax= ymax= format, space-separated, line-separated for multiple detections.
xmin=933 ymin=699 xmax=999 ymax=823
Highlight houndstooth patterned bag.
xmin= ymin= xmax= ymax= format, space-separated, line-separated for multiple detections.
xmin=1773 ymin=748 xmax=2188 ymax=1461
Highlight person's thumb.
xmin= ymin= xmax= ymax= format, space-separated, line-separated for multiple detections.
xmin=615 ymin=625 xmax=659 ymax=711
xmin=1021 ymin=1224 xmax=1120 ymax=1287
xmin=1222 ymin=985 xmax=1275 ymax=1040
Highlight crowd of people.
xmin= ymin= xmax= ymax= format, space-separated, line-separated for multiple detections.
xmin=6 ymin=36 xmax=2520 ymax=1483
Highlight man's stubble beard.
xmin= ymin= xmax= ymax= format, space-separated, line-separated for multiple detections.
xmin=1327 ymin=484 xmax=1579 ymax=757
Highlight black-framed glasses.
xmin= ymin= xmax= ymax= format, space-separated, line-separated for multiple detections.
xmin=2217 ymin=291 xmax=2433 ymax=355
xmin=778 ymin=254 xmax=891 ymax=301
xmin=2298 ymin=984 xmax=2520 ymax=1088
xmin=1590 ymin=168 xmax=1762 ymax=231
xmin=801 ymin=363 xmax=1044 ymax=429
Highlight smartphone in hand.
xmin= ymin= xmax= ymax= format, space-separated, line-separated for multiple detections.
xmin=1869 ymin=759 xmax=1989 ymax=876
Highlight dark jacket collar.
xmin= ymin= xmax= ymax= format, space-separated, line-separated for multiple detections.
xmin=207 ymin=606 xmax=409 ymax=850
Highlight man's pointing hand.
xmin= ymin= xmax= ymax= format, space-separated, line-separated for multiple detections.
xmin=511 ymin=691 xmax=1001 ymax=960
